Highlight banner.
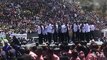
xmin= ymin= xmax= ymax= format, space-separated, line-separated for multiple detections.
xmin=10 ymin=34 xmax=27 ymax=39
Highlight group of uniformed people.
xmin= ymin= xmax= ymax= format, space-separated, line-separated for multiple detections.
xmin=36 ymin=22 xmax=95 ymax=44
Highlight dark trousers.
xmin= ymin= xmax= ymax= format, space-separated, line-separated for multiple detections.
xmin=48 ymin=33 xmax=52 ymax=43
xmin=76 ymin=31 xmax=80 ymax=42
xmin=58 ymin=32 xmax=62 ymax=43
xmin=81 ymin=32 xmax=85 ymax=41
xmin=61 ymin=32 xmax=68 ymax=43
xmin=38 ymin=34 xmax=43 ymax=44
xmin=72 ymin=32 xmax=77 ymax=43
xmin=90 ymin=31 xmax=94 ymax=39
xmin=85 ymin=32 xmax=90 ymax=42
xmin=66 ymin=32 xmax=70 ymax=43
xmin=78 ymin=32 xmax=82 ymax=41
xmin=43 ymin=34 xmax=48 ymax=42
xmin=53 ymin=32 xmax=58 ymax=42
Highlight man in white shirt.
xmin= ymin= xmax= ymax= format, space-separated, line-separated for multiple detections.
xmin=43 ymin=24 xmax=48 ymax=42
xmin=77 ymin=23 xmax=82 ymax=41
xmin=72 ymin=23 xmax=78 ymax=42
xmin=84 ymin=23 xmax=91 ymax=42
xmin=52 ymin=23 xmax=58 ymax=43
xmin=81 ymin=23 xmax=86 ymax=41
xmin=41 ymin=25 xmax=46 ymax=42
xmin=90 ymin=23 xmax=95 ymax=39
xmin=47 ymin=23 xmax=53 ymax=43
xmin=61 ymin=23 xmax=67 ymax=43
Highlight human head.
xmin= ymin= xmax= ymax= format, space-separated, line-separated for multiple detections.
xmin=103 ymin=47 xmax=107 ymax=57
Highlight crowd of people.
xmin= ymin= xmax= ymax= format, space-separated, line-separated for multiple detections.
xmin=0 ymin=0 xmax=107 ymax=60
xmin=0 ymin=0 xmax=106 ymax=34
xmin=36 ymin=22 xmax=96 ymax=44
xmin=0 ymin=36 xmax=107 ymax=60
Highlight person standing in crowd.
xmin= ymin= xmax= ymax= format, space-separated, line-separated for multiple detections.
xmin=85 ymin=23 xmax=91 ymax=42
xmin=66 ymin=23 xmax=70 ymax=43
xmin=41 ymin=24 xmax=45 ymax=43
xmin=58 ymin=22 xmax=62 ymax=43
xmin=43 ymin=24 xmax=48 ymax=42
xmin=78 ymin=23 xmax=83 ymax=41
xmin=77 ymin=22 xmax=82 ymax=42
xmin=37 ymin=24 xmax=43 ymax=44
xmin=90 ymin=23 xmax=95 ymax=40
xmin=47 ymin=23 xmax=53 ymax=43
xmin=72 ymin=22 xmax=78 ymax=43
xmin=61 ymin=23 xmax=67 ymax=43
xmin=68 ymin=22 xmax=73 ymax=42
xmin=53 ymin=23 xmax=59 ymax=43
xmin=81 ymin=23 xmax=86 ymax=41
xmin=51 ymin=24 xmax=55 ymax=43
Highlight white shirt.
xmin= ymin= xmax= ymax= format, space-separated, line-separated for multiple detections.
xmin=73 ymin=24 xmax=78 ymax=32
xmin=78 ymin=24 xmax=82 ymax=32
xmin=47 ymin=24 xmax=53 ymax=33
xmin=85 ymin=23 xmax=90 ymax=32
xmin=44 ymin=26 xmax=48 ymax=35
xmin=37 ymin=25 xmax=42 ymax=34
xmin=90 ymin=24 xmax=95 ymax=31
xmin=61 ymin=24 xmax=67 ymax=33
xmin=56 ymin=24 xmax=59 ymax=33
xmin=41 ymin=25 xmax=45 ymax=35
xmin=82 ymin=24 xmax=85 ymax=33
xmin=51 ymin=25 xmax=55 ymax=34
